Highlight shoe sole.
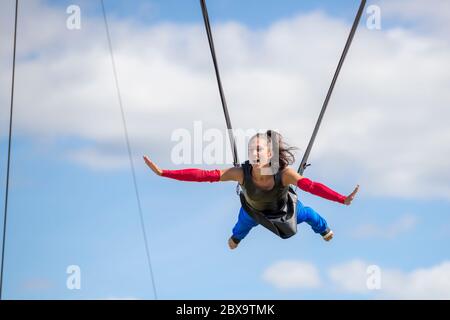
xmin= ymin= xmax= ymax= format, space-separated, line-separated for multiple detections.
xmin=323 ymin=230 xmax=334 ymax=241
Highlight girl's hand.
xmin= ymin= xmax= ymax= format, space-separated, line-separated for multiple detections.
xmin=143 ymin=155 xmax=162 ymax=176
xmin=344 ymin=184 xmax=359 ymax=205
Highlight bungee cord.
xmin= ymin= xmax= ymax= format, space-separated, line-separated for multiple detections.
xmin=100 ymin=0 xmax=158 ymax=299
xmin=1 ymin=0 xmax=19 ymax=301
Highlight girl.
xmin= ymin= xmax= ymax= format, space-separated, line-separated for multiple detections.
xmin=143 ymin=130 xmax=359 ymax=250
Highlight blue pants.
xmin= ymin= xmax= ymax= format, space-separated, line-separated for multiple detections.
xmin=232 ymin=199 xmax=328 ymax=242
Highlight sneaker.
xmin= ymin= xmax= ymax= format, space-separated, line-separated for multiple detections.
xmin=321 ymin=228 xmax=334 ymax=241
xmin=228 ymin=237 xmax=239 ymax=250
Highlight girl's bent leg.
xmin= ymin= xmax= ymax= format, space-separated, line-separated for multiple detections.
xmin=231 ymin=207 xmax=258 ymax=243
xmin=296 ymin=200 xmax=328 ymax=234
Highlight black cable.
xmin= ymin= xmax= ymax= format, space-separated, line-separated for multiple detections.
xmin=100 ymin=0 xmax=157 ymax=299
xmin=199 ymin=0 xmax=240 ymax=167
xmin=297 ymin=0 xmax=366 ymax=176
xmin=0 ymin=0 xmax=19 ymax=301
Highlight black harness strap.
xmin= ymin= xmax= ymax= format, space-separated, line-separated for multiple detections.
xmin=297 ymin=0 xmax=366 ymax=175
xmin=199 ymin=0 xmax=240 ymax=168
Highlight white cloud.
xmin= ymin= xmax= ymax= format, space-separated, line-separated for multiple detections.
xmin=351 ymin=215 xmax=418 ymax=239
xmin=0 ymin=0 xmax=449 ymax=201
xmin=328 ymin=259 xmax=450 ymax=299
xmin=262 ymin=260 xmax=321 ymax=289
xmin=380 ymin=0 xmax=450 ymax=36
xmin=263 ymin=258 xmax=450 ymax=299
xmin=328 ymin=259 xmax=370 ymax=294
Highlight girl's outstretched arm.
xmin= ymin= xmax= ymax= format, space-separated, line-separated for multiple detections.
xmin=282 ymin=167 xmax=359 ymax=205
xmin=143 ymin=155 xmax=243 ymax=183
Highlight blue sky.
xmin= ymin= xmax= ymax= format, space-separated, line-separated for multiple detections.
xmin=1 ymin=0 xmax=450 ymax=299
xmin=47 ymin=0 xmax=362 ymax=26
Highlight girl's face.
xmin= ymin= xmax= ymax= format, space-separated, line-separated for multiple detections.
xmin=248 ymin=136 xmax=272 ymax=168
